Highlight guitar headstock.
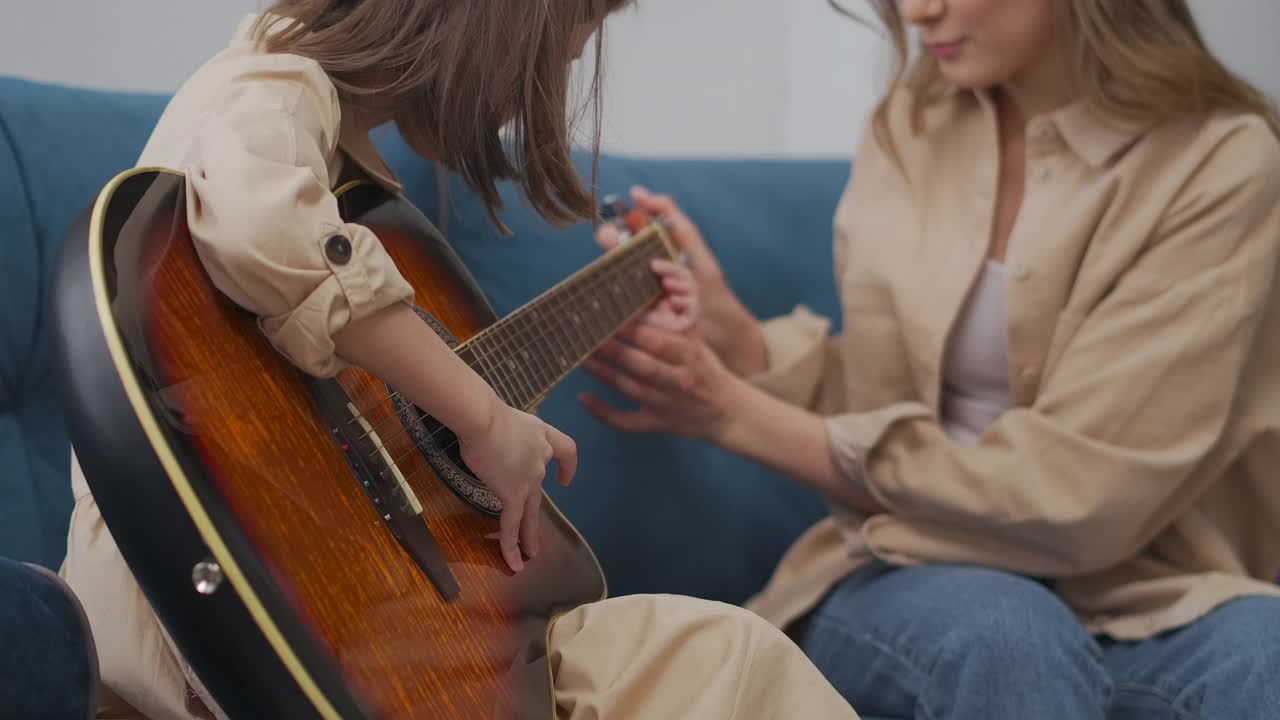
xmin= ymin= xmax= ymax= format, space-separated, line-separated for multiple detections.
xmin=602 ymin=196 xmax=641 ymax=230
xmin=600 ymin=193 xmax=681 ymax=263
xmin=600 ymin=194 xmax=671 ymax=235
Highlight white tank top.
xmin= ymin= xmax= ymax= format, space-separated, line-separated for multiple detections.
xmin=941 ymin=260 xmax=1013 ymax=446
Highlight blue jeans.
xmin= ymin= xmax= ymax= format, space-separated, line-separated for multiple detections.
xmin=0 ymin=557 xmax=98 ymax=720
xmin=797 ymin=562 xmax=1280 ymax=720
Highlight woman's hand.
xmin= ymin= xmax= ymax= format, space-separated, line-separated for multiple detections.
xmin=458 ymin=402 xmax=577 ymax=573
xmin=582 ymin=240 xmax=741 ymax=439
xmin=580 ymin=324 xmax=742 ymax=442
xmin=580 ymin=323 xmax=883 ymax=514
xmin=594 ymin=187 xmax=768 ymax=377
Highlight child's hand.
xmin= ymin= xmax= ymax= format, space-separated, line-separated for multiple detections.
xmin=458 ymin=403 xmax=577 ymax=573
xmin=643 ymin=258 xmax=700 ymax=333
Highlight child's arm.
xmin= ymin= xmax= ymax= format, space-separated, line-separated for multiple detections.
xmin=175 ymin=64 xmax=570 ymax=573
xmin=334 ymin=305 xmax=576 ymax=573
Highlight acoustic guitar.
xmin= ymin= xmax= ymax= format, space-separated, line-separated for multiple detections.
xmin=53 ymin=168 xmax=676 ymax=719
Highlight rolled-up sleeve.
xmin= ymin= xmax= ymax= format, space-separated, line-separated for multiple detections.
xmin=180 ymin=63 xmax=414 ymax=377
xmin=747 ymin=306 xmax=839 ymax=410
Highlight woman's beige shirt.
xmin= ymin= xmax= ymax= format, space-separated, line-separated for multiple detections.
xmin=746 ymin=87 xmax=1280 ymax=641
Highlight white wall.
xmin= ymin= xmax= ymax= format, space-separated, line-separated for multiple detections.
xmin=592 ymin=0 xmax=793 ymax=157
xmin=780 ymin=2 xmax=883 ymax=157
xmin=0 ymin=2 xmax=262 ymax=94
xmin=2 ymin=1 xmax=1277 ymax=158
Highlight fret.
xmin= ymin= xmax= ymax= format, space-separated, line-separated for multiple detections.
xmin=456 ymin=345 xmax=480 ymax=374
xmin=490 ymin=311 xmax=538 ymax=408
xmin=457 ymin=230 xmax=674 ymax=409
xmin=532 ymin=302 xmax=574 ymax=387
xmin=550 ymin=271 xmax=599 ymax=356
xmin=579 ymin=285 xmax=614 ymax=343
xmin=546 ymin=279 xmax=596 ymax=362
xmin=577 ymin=249 xmax=637 ymax=340
xmin=592 ymin=257 xmax=633 ymax=332
xmin=603 ymin=248 xmax=651 ymax=327
xmin=522 ymin=304 xmax=551 ymax=386
xmin=466 ymin=335 xmax=499 ymax=400
xmin=619 ymin=251 xmax=660 ymax=314
xmin=501 ymin=324 xmax=537 ymax=404
xmin=548 ymin=283 xmax=595 ymax=359
xmin=514 ymin=299 xmax=555 ymax=394
xmin=627 ymin=240 xmax=663 ymax=291
xmin=515 ymin=308 xmax=551 ymax=405
xmin=474 ymin=334 xmax=521 ymax=407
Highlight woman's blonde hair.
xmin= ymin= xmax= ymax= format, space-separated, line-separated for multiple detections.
xmin=255 ymin=0 xmax=629 ymax=231
xmin=839 ymin=0 xmax=1280 ymax=156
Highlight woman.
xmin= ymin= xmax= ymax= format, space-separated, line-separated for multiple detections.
xmin=60 ymin=2 xmax=858 ymax=718
xmin=583 ymin=0 xmax=1280 ymax=717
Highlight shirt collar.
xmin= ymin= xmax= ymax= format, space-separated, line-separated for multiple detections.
xmin=1046 ymin=101 xmax=1149 ymax=168
xmin=954 ymin=85 xmax=1149 ymax=168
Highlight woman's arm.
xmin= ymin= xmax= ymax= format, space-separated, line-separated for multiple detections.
xmin=581 ymin=324 xmax=883 ymax=514
xmin=808 ymin=125 xmax=1280 ymax=576
xmin=583 ymin=124 xmax=1280 ymax=575
xmin=715 ymin=370 xmax=884 ymax=514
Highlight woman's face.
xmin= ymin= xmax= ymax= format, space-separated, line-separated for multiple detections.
xmin=899 ymin=0 xmax=1059 ymax=92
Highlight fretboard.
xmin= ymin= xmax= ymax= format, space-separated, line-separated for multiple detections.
xmin=456 ymin=223 xmax=677 ymax=410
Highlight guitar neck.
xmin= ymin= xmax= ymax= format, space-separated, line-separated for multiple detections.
xmin=456 ymin=223 xmax=677 ymax=410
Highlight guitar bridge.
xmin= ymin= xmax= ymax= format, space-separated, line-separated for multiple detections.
xmin=346 ymin=402 xmax=424 ymax=515
xmin=305 ymin=376 xmax=460 ymax=602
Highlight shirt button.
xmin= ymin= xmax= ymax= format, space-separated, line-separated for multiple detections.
xmin=1012 ymin=263 xmax=1033 ymax=281
xmin=1020 ymin=365 xmax=1038 ymax=380
xmin=325 ymin=235 xmax=353 ymax=265
xmin=1036 ymin=166 xmax=1052 ymax=183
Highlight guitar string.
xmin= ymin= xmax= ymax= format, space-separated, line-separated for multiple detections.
xmin=361 ymin=238 xmax=668 ymax=476
xmin=355 ymin=233 xmax=663 ymax=461
xmin=349 ymin=231 xmax=666 ymax=454
xmin=370 ymin=250 xmax=668 ymax=499
xmin=380 ymin=259 xmax=671 ymax=503
xmin=354 ymin=226 xmax=663 ymax=432
xmin=348 ymin=228 xmax=662 ymax=442
xmin=368 ymin=240 xmax=666 ymax=476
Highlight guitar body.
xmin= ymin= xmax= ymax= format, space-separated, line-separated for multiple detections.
xmin=54 ymin=169 xmax=607 ymax=720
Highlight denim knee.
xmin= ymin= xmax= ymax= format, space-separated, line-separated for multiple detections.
xmin=805 ymin=565 xmax=1111 ymax=719
xmin=1178 ymin=596 xmax=1280 ymax=713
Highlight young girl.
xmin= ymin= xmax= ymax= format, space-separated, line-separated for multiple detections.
xmin=60 ymin=2 xmax=858 ymax=718
xmin=584 ymin=0 xmax=1280 ymax=717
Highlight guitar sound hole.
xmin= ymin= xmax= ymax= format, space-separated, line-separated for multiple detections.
xmin=401 ymin=402 xmax=502 ymax=517
xmin=390 ymin=306 xmax=503 ymax=517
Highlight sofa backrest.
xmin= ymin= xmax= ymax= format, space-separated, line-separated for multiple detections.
xmin=0 ymin=78 xmax=168 ymax=568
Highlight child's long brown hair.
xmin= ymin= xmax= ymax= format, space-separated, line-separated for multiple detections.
xmin=256 ymin=0 xmax=630 ymax=231
xmin=837 ymin=0 xmax=1279 ymax=161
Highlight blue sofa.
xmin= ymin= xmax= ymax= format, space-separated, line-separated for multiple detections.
xmin=0 ymin=76 xmax=850 ymax=713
